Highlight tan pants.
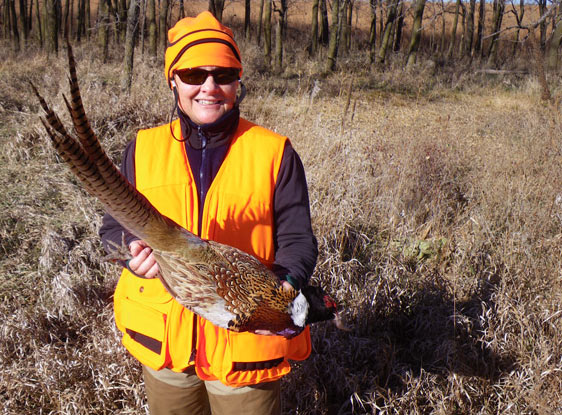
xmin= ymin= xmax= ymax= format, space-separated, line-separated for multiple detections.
xmin=142 ymin=366 xmax=281 ymax=415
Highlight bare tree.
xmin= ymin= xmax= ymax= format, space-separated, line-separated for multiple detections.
xmin=394 ymin=0 xmax=404 ymax=52
xmin=179 ymin=0 xmax=185 ymax=19
xmin=511 ymin=0 xmax=524 ymax=57
xmin=18 ymin=0 xmax=29 ymax=47
xmin=486 ymin=0 xmax=504 ymax=67
xmin=273 ymin=0 xmax=287 ymax=72
xmin=121 ymin=0 xmax=140 ymax=92
xmin=319 ymin=0 xmax=329 ymax=45
xmin=45 ymin=0 xmax=58 ymax=54
xmin=245 ymin=0 xmax=251 ymax=40
xmin=465 ymin=0 xmax=475 ymax=56
xmin=35 ymin=0 xmax=43 ymax=47
xmin=475 ymin=0 xmax=485 ymax=56
xmin=325 ymin=0 xmax=340 ymax=71
xmin=146 ymin=0 xmax=156 ymax=58
xmin=159 ymin=0 xmax=169 ymax=53
xmin=97 ymin=0 xmax=110 ymax=62
xmin=376 ymin=0 xmax=399 ymax=65
xmin=309 ymin=0 xmax=319 ymax=55
xmin=406 ymin=0 xmax=427 ymax=67
xmin=263 ymin=0 xmax=272 ymax=64
xmin=447 ymin=0 xmax=461 ymax=60
xmin=538 ymin=0 xmax=547 ymax=49
xmin=257 ymin=0 xmax=264 ymax=45
xmin=208 ymin=0 xmax=225 ymax=22
xmin=368 ymin=0 xmax=377 ymax=63
xmin=547 ymin=6 xmax=562 ymax=70
xmin=9 ymin=0 xmax=21 ymax=51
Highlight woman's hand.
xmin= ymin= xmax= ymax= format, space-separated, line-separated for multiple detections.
xmin=128 ymin=240 xmax=159 ymax=278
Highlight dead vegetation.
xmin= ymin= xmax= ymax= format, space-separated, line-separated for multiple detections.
xmin=1 ymin=30 xmax=562 ymax=415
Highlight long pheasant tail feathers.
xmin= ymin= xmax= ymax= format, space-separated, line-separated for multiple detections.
xmin=31 ymin=41 xmax=173 ymax=246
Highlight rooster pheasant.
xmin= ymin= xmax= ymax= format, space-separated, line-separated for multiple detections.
xmin=32 ymin=43 xmax=341 ymax=338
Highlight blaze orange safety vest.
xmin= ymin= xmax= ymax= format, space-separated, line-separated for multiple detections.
xmin=113 ymin=118 xmax=312 ymax=387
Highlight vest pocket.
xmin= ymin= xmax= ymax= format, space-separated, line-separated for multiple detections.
xmin=114 ymin=270 xmax=173 ymax=370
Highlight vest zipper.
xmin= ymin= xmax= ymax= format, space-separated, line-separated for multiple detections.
xmin=198 ymin=126 xmax=208 ymax=235
xmin=191 ymin=126 xmax=207 ymax=364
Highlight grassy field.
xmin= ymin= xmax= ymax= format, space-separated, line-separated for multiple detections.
xmin=1 ymin=12 xmax=562 ymax=414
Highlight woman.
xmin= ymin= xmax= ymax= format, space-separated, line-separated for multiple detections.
xmin=100 ymin=11 xmax=318 ymax=415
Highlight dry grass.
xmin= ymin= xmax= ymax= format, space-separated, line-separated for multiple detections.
xmin=1 ymin=27 xmax=562 ymax=415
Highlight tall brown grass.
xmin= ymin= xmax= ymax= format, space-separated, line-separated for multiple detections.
xmin=1 ymin=18 xmax=562 ymax=415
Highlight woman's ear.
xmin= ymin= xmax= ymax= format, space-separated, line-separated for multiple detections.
xmin=236 ymin=80 xmax=246 ymax=106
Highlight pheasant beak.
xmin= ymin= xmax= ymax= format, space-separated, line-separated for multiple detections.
xmin=333 ymin=312 xmax=351 ymax=332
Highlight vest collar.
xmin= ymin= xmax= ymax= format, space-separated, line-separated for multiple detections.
xmin=178 ymin=106 xmax=240 ymax=150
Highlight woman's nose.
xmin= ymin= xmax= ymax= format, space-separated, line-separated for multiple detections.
xmin=200 ymin=74 xmax=220 ymax=91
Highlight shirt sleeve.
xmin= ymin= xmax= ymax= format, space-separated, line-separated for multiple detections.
xmin=271 ymin=141 xmax=318 ymax=289
xmin=98 ymin=139 xmax=139 ymax=255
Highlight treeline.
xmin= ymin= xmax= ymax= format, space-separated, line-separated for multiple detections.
xmin=1 ymin=0 xmax=561 ymax=78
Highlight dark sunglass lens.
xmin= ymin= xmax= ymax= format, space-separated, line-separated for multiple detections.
xmin=213 ymin=69 xmax=239 ymax=85
xmin=178 ymin=69 xmax=207 ymax=85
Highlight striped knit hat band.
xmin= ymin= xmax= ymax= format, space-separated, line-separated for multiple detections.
xmin=165 ymin=11 xmax=243 ymax=88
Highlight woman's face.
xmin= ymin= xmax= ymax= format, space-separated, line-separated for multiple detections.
xmin=174 ymin=66 xmax=239 ymax=125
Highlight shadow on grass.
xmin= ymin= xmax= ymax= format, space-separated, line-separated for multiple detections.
xmin=300 ymin=269 xmax=515 ymax=414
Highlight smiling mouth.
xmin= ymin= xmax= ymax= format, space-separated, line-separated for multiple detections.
xmin=197 ymin=99 xmax=221 ymax=105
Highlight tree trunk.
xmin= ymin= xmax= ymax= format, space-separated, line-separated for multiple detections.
xmin=393 ymin=0 xmax=403 ymax=52
xmin=459 ymin=2 xmax=466 ymax=56
xmin=376 ymin=0 xmax=398 ymax=65
xmin=546 ymin=11 xmax=562 ymax=70
xmin=406 ymin=0 xmax=426 ymax=67
xmin=368 ymin=0 xmax=376 ymax=63
xmin=118 ymin=0 xmax=127 ymax=42
xmin=475 ymin=0 xmax=484 ymax=55
xmin=159 ymin=0 xmax=169 ymax=54
xmin=319 ymin=0 xmax=329 ymax=45
xmin=10 ymin=0 xmax=20 ymax=51
xmin=69 ymin=0 xmax=73 ymax=38
xmin=465 ymin=0 xmax=475 ymax=56
xmin=77 ymin=0 xmax=85 ymax=40
xmin=263 ymin=0 xmax=271 ymax=64
xmin=325 ymin=0 xmax=340 ymax=71
xmin=257 ymin=0 xmax=264 ymax=45
xmin=347 ymin=0 xmax=353 ymax=50
xmin=147 ymin=0 xmax=156 ymax=57
xmin=511 ymin=0 xmax=524 ymax=57
xmin=447 ymin=0 xmax=461 ymax=60
xmin=86 ymin=0 xmax=91 ymax=39
xmin=208 ymin=0 xmax=225 ymax=22
xmin=439 ymin=0 xmax=446 ymax=55
xmin=45 ymin=0 xmax=57 ymax=54
xmin=35 ymin=0 xmax=43 ymax=47
xmin=309 ymin=0 xmax=319 ymax=55
xmin=538 ymin=0 xmax=547 ymax=50
xmin=340 ymin=0 xmax=348 ymax=55
xmin=179 ymin=0 xmax=185 ymax=19
xmin=245 ymin=0 xmax=251 ymax=40
xmin=19 ymin=0 xmax=29 ymax=46
xmin=121 ymin=0 xmax=140 ymax=92
xmin=98 ymin=0 xmax=110 ymax=62
xmin=274 ymin=9 xmax=283 ymax=72
xmin=486 ymin=0 xmax=504 ymax=67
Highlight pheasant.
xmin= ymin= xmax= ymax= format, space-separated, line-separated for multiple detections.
xmin=32 ymin=43 xmax=342 ymax=338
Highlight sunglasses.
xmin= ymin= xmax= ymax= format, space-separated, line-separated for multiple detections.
xmin=175 ymin=68 xmax=240 ymax=85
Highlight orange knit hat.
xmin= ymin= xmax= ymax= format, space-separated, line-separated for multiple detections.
xmin=165 ymin=11 xmax=242 ymax=88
